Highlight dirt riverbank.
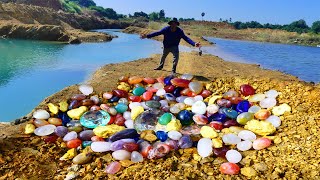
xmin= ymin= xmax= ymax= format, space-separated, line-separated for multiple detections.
xmin=0 ymin=52 xmax=319 ymax=179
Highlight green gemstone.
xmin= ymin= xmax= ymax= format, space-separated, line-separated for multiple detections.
xmin=115 ymin=103 xmax=128 ymax=113
xmin=158 ymin=113 xmax=172 ymax=125
xmin=146 ymin=100 xmax=161 ymax=109
xmin=133 ymin=86 xmax=146 ymax=96
xmin=82 ymin=141 xmax=92 ymax=148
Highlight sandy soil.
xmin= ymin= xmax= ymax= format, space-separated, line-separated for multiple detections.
xmin=1 ymin=52 xmax=319 ymax=179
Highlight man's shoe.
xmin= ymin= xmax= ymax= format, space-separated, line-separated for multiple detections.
xmin=154 ymin=67 xmax=163 ymax=70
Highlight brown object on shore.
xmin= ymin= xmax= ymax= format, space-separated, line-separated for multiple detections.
xmin=1 ymin=52 xmax=320 ymax=179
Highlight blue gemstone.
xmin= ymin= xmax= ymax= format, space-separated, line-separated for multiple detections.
xmin=82 ymin=141 xmax=92 ymax=148
xmin=177 ymin=110 xmax=193 ymax=126
xmin=178 ymin=135 xmax=193 ymax=148
xmin=208 ymin=113 xmax=226 ymax=122
xmin=164 ymin=76 xmax=174 ymax=86
xmin=164 ymin=93 xmax=176 ymax=101
xmin=156 ymin=131 xmax=168 ymax=142
xmin=236 ymin=100 xmax=250 ymax=113
xmin=222 ymin=108 xmax=239 ymax=119
xmin=152 ymin=95 xmax=161 ymax=101
xmin=173 ymin=87 xmax=183 ymax=97
xmin=58 ymin=112 xmax=71 ymax=126
xmin=109 ymin=96 xmax=120 ymax=103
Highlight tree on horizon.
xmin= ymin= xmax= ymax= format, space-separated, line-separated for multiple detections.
xmin=201 ymin=12 xmax=205 ymax=21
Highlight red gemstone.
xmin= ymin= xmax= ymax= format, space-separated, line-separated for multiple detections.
xmin=142 ymin=91 xmax=153 ymax=101
xmin=143 ymin=77 xmax=156 ymax=84
xmin=114 ymin=114 xmax=125 ymax=126
xmin=113 ymin=89 xmax=128 ymax=98
xmin=209 ymin=121 xmax=223 ymax=130
xmin=240 ymin=84 xmax=255 ymax=96
xmin=164 ymin=85 xmax=175 ymax=93
xmin=71 ymin=94 xmax=86 ymax=101
xmin=220 ymin=163 xmax=240 ymax=175
xmin=129 ymin=95 xmax=142 ymax=102
xmin=213 ymin=146 xmax=229 ymax=158
xmin=170 ymin=78 xmax=190 ymax=88
xmin=118 ymin=76 xmax=129 ymax=82
xmin=123 ymin=142 xmax=139 ymax=152
xmin=44 ymin=135 xmax=58 ymax=143
xmin=91 ymin=136 xmax=105 ymax=142
xmin=223 ymin=119 xmax=239 ymax=128
xmin=81 ymin=99 xmax=94 ymax=106
xmin=180 ymin=88 xmax=191 ymax=96
xmin=229 ymin=97 xmax=243 ymax=104
xmin=108 ymin=115 xmax=116 ymax=125
xmin=201 ymin=90 xmax=212 ymax=98
xmin=67 ymin=138 xmax=82 ymax=148
xmin=156 ymin=77 xmax=165 ymax=84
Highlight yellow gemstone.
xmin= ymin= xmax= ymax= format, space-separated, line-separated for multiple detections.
xmin=60 ymin=148 xmax=77 ymax=161
xmin=212 ymin=138 xmax=223 ymax=148
xmin=272 ymin=103 xmax=291 ymax=116
xmin=166 ymin=119 xmax=182 ymax=131
xmin=93 ymin=125 xmax=125 ymax=138
xmin=244 ymin=120 xmax=276 ymax=136
xmin=67 ymin=106 xmax=88 ymax=120
xmin=47 ymin=103 xmax=59 ymax=114
xmin=131 ymin=106 xmax=144 ymax=120
xmin=200 ymin=126 xmax=218 ymax=138
xmin=208 ymin=95 xmax=223 ymax=105
xmin=59 ymin=101 xmax=68 ymax=112
xmin=24 ymin=124 xmax=35 ymax=134
xmin=117 ymin=82 xmax=131 ymax=92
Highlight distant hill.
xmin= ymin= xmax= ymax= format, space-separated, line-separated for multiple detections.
xmin=0 ymin=0 xmax=62 ymax=10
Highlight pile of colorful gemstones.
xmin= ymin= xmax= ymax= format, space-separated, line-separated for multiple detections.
xmin=25 ymin=74 xmax=291 ymax=175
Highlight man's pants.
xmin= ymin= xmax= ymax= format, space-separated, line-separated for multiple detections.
xmin=158 ymin=46 xmax=179 ymax=73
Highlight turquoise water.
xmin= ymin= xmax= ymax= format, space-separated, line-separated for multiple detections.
xmin=203 ymin=37 xmax=320 ymax=83
xmin=0 ymin=30 xmax=168 ymax=122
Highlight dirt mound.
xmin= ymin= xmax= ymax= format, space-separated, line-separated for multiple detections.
xmin=1 ymin=52 xmax=319 ymax=179
xmin=0 ymin=0 xmax=62 ymax=10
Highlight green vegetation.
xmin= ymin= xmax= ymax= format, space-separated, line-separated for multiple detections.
xmin=230 ymin=19 xmax=320 ymax=34
xmin=69 ymin=0 xmax=96 ymax=7
xmin=60 ymin=0 xmax=82 ymax=13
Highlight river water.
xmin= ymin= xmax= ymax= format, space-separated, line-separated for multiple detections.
xmin=0 ymin=30 xmax=319 ymax=122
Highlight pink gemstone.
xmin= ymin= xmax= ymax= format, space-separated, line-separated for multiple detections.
xmin=156 ymin=77 xmax=165 ymax=84
xmin=170 ymin=78 xmax=191 ymax=88
xmin=103 ymin=92 xmax=113 ymax=99
xmin=105 ymin=161 xmax=121 ymax=174
xmin=90 ymin=105 xmax=101 ymax=111
xmin=253 ymin=138 xmax=272 ymax=150
xmin=193 ymin=114 xmax=208 ymax=125
xmin=220 ymin=162 xmax=240 ymax=175
xmin=100 ymin=104 xmax=110 ymax=111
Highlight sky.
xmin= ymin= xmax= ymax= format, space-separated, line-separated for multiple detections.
xmin=94 ymin=0 xmax=320 ymax=25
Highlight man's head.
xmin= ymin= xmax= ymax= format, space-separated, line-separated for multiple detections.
xmin=168 ymin=18 xmax=180 ymax=28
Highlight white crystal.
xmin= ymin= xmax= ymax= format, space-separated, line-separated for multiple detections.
xmin=168 ymin=130 xmax=182 ymax=140
xmin=184 ymin=97 xmax=195 ymax=106
xmin=191 ymin=101 xmax=207 ymax=114
xmin=63 ymin=131 xmax=78 ymax=141
xmin=206 ymin=104 xmax=219 ymax=114
xmin=112 ymin=150 xmax=131 ymax=160
xmin=33 ymin=109 xmax=50 ymax=119
xmin=238 ymin=130 xmax=256 ymax=141
xmin=194 ymin=95 xmax=204 ymax=102
xmin=197 ymin=138 xmax=213 ymax=158
xmin=222 ymin=134 xmax=241 ymax=145
xmin=91 ymin=142 xmax=112 ymax=152
xmin=123 ymin=111 xmax=131 ymax=120
xmin=153 ymin=83 xmax=164 ymax=90
xmin=266 ymin=115 xmax=281 ymax=128
xmin=34 ymin=125 xmax=56 ymax=136
xmin=79 ymin=84 xmax=93 ymax=95
xmin=125 ymin=120 xmax=134 ymax=128
xmin=237 ymin=140 xmax=253 ymax=151
xmin=265 ymin=89 xmax=279 ymax=98
xmin=248 ymin=105 xmax=261 ymax=114
xmin=260 ymin=98 xmax=277 ymax=108
xmin=156 ymin=89 xmax=166 ymax=96
xmin=226 ymin=150 xmax=242 ymax=163
xmin=131 ymin=151 xmax=144 ymax=163
xmin=129 ymin=102 xmax=141 ymax=110
xmin=181 ymin=73 xmax=194 ymax=80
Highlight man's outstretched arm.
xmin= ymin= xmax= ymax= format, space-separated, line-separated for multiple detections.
xmin=141 ymin=27 xmax=166 ymax=39
xmin=181 ymin=30 xmax=196 ymax=46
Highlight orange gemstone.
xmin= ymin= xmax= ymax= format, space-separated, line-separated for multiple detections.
xmin=33 ymin=119 xmax=49 ymax=127
xmin=91 ymin=136 xmax=105 ymax=142
xmin=66 ymin=138 xmax=82 ymax=148
xmin=48 ymin=118 xmax=62 ymax=126
xmin=143 ymin=77 xmax=155 ymax=84
xmin=254 ymin=109 xmax=271 ymax=120
xmin=128 ymin=76 xmax=143 ymax=84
